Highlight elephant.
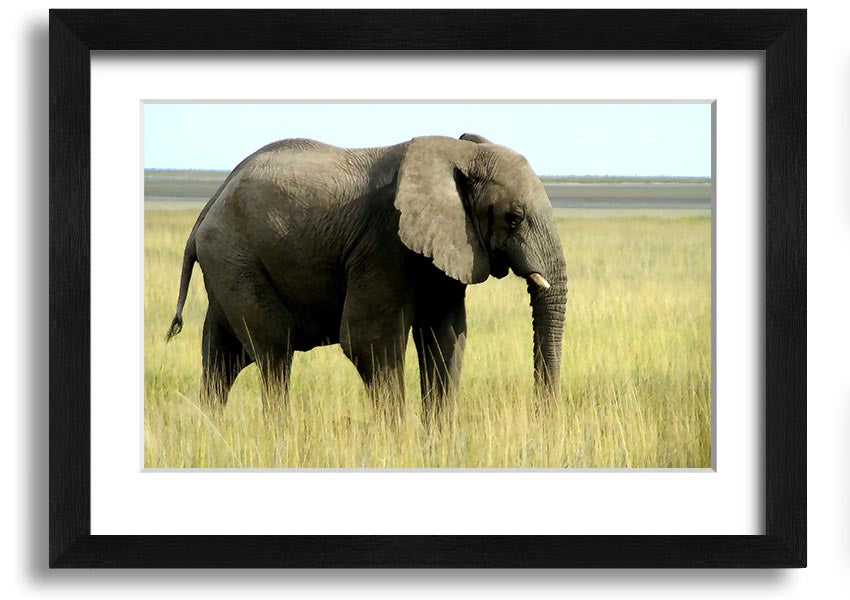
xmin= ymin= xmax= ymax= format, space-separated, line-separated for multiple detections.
xmin=165 ymin=133 xmax=567 ymax=418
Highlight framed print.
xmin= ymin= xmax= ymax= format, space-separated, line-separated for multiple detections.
xmin=50 ymin=9 xmax=806 ymax=567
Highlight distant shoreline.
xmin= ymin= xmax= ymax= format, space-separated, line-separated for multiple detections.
xmin=145 ymin=168 xmax=711 ymax=185
xmin=144 ymin=169 xmax=712 ymax=210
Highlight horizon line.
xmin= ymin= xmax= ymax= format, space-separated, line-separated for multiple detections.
xmin=143 ymin=167 xmax=712 ymax=179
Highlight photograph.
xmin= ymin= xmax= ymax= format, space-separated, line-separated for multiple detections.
xmin=143 ymin=101 xmax=713 ymax=469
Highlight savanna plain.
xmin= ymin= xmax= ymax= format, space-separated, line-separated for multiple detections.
xmin=144 ymin=190 xmax=711 ymax=469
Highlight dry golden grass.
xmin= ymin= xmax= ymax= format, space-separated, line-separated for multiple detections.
xmin=144 ymin=208 xmax=711 ymax=468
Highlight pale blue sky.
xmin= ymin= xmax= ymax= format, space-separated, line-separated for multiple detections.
xmin=144 ymin=103 xmax=712 ymax=177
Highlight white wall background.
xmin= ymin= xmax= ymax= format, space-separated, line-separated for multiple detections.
xmin=3 ymin=0 xmax=836 ymax=597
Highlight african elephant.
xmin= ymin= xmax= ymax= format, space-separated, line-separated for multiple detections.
xmin=165 ymin=134 xmax=567 ymax=418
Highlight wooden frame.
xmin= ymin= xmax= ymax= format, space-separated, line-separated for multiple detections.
xmin=49 ymin=9 xmax=806 ymax=568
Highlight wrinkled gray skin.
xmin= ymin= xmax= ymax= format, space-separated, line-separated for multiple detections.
xmin=166 ymin=134 xmax=567 ymax=417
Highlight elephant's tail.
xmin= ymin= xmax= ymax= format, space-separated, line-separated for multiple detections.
xmin=165 ymin=237 xmax=197 ymax=342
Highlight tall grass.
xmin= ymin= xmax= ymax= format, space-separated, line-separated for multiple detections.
xmin=144 ymin=209 xmax=711 ymax=468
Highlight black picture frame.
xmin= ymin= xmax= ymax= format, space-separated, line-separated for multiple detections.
xmin=49 ymin=9 xmax=806 ymax=568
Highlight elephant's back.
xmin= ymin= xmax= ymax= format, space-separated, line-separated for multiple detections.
xmin=252 ymin=137 xmax=333 ymax=155
xmin=201 ymin=138 xmax=403 ymax=241
xmin=195 ymin=137 xmax=405 ymax=271
xmin=238 ymin=138 xmax=405 ymax=200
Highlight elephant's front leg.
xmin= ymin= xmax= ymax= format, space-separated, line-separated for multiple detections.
xmin=340 ymin=280 xmax=414 ymax=422
xmin=413 ymin=279 xmax=467 ymax=422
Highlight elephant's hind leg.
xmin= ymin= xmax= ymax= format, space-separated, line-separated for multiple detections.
xmin=201 ymin=308 xmax=253 ymax=410
xmin=204 ymin=260 xmax=299 ymax=412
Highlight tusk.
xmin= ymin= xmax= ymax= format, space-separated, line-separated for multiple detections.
xmin=528 ymin=272 xmax=551 ymax=290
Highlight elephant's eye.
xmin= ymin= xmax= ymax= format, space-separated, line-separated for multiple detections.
xmin=506 ymin=210 xmax=524 ymax=230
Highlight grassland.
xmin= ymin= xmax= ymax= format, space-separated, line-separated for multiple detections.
xmin=144 ymin=208 xmax=711 ymax=469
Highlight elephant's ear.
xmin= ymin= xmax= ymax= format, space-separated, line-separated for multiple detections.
xmin=459 ymin=133 xmax=493 ymax=144
xmin=395 ymin=137 xmax=490 ymax=284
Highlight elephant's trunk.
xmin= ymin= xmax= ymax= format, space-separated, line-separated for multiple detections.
xmin=516 ymin=219 xmax=567 ymax=402
xmin=528 ymin=262 xmax=566 ymax=402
